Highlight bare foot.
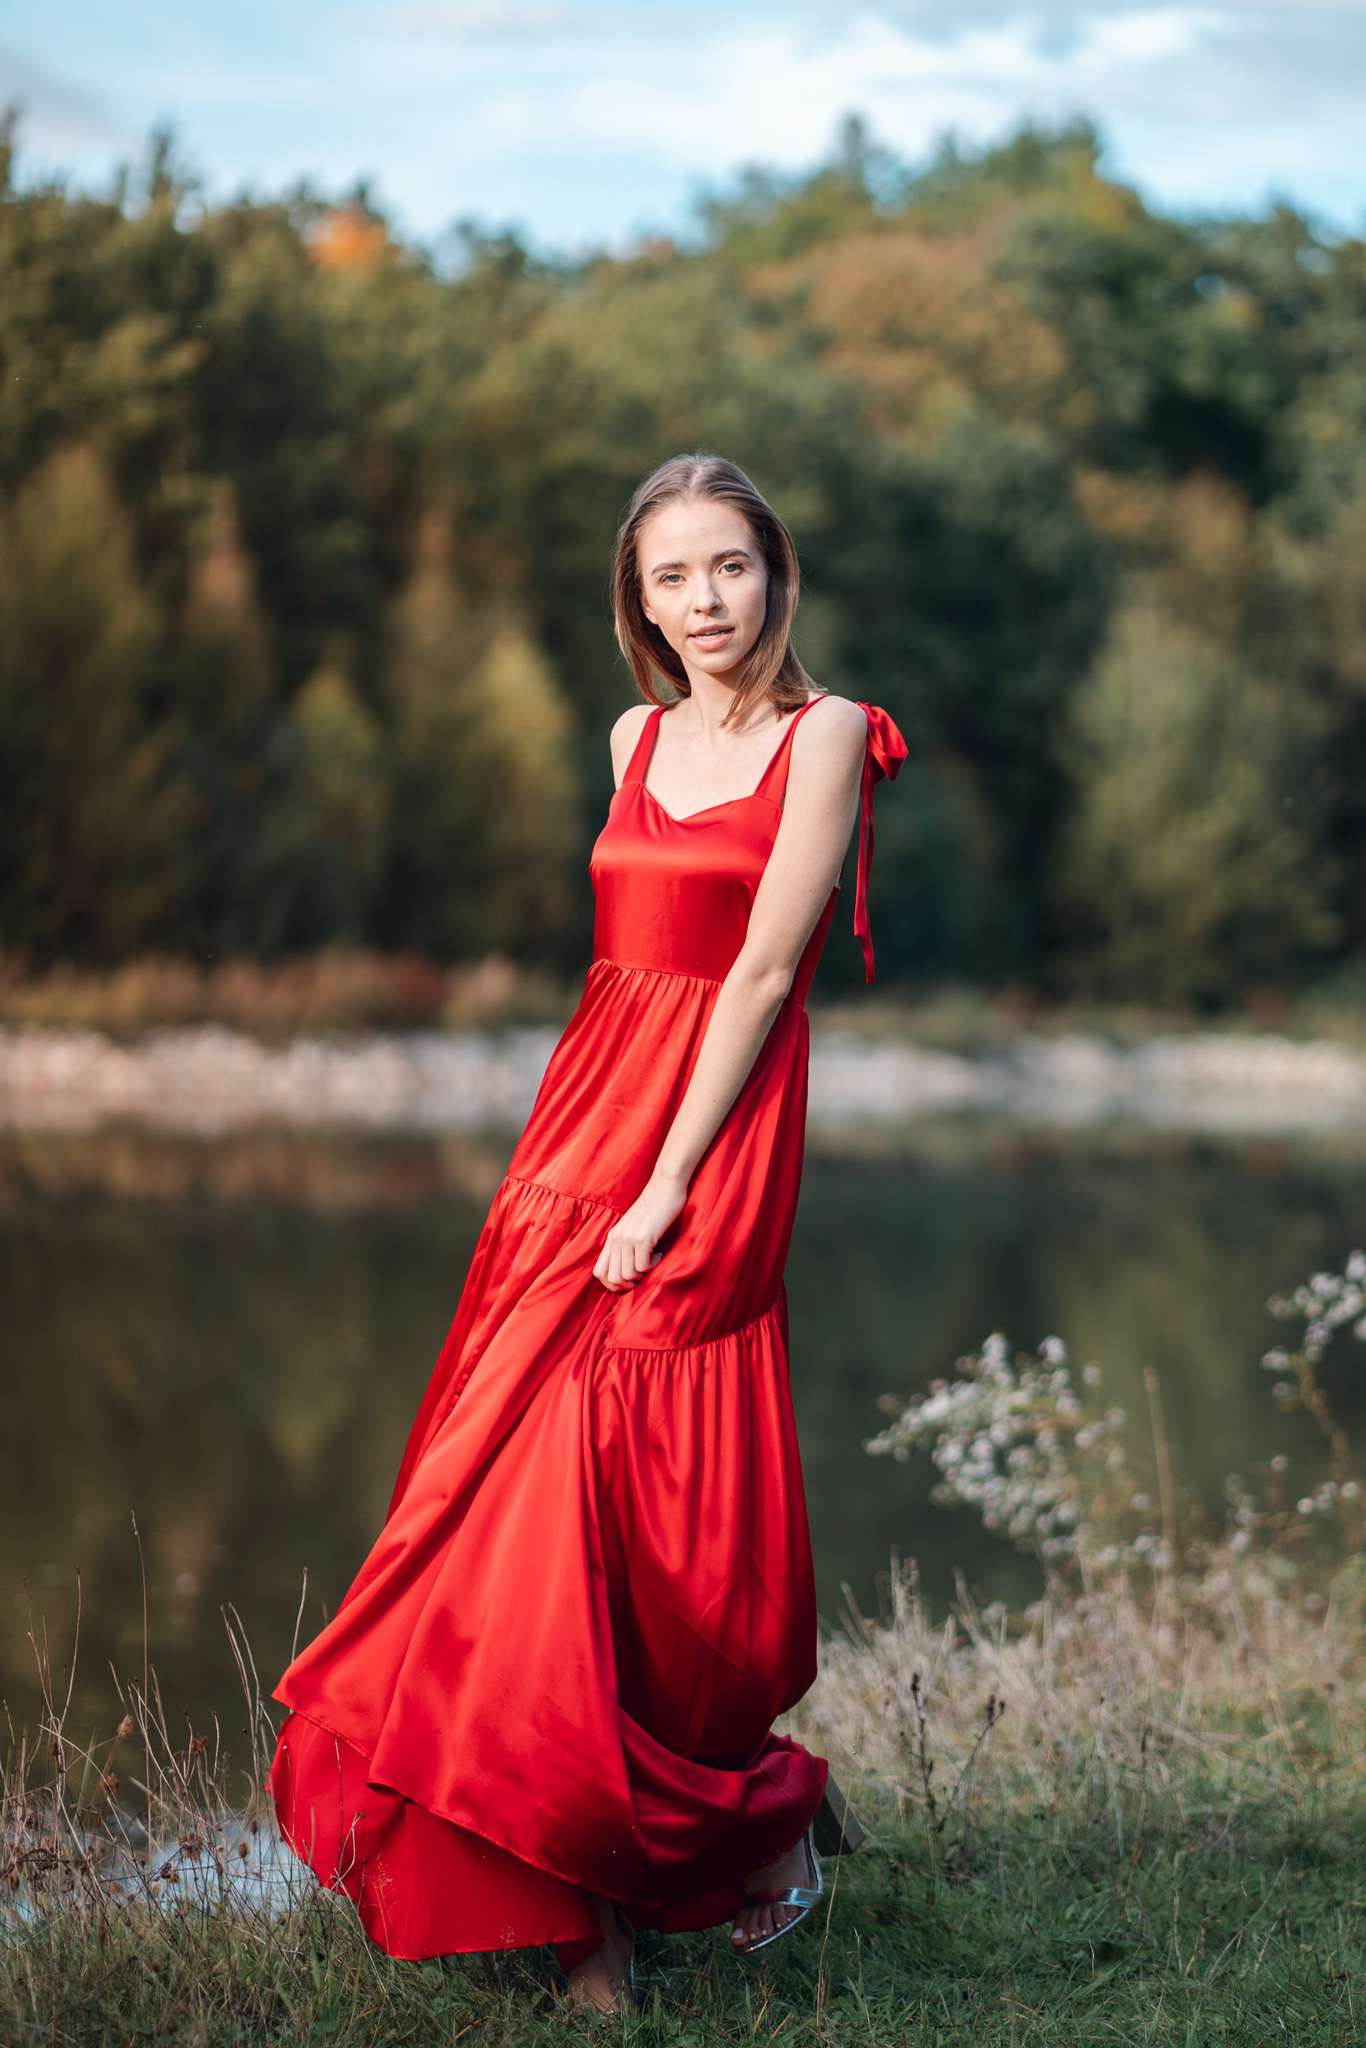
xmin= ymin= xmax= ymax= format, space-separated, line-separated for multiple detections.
xmin=731 ymin=1832 xmax=816 ymax=1952
xmin=565 ymin=1894 xmax=635 ymax=2013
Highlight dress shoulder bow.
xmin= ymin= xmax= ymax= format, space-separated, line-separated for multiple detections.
xmin=850 ymin=700 xmax=909 ymax=984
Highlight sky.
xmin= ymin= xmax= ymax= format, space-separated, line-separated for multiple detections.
xmin=2 ymin=1 xmax=1364 ymax=257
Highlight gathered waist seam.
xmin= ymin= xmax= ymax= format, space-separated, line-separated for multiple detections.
xmin=501 ymin=1169 xmax=623 ymax=1215
xmin=603 ymin=1292 xmax=784 ymax=1357
xmin=587 ymin=955 xmax=807 ymax=1008
xmin=495 ymin=1172 xmax=787 ymax=1354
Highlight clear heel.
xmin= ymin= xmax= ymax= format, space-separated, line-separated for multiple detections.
xmin=614 ymin=1903 xmax=639 ymax=2007
xmin=811 ymin=1771 xmax=867 ymax=1857
xmin=562 ymin=1900 xmax=638 ymax=2012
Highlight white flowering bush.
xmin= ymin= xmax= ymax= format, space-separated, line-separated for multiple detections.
xmin=1235 ymin=1248 xmax=1366 ymax=1560
xmin=866 ymin=1249 xmax=1365 ymax=1601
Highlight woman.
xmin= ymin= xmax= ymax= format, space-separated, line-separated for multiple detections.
xmin=268 ymin=451 xmax=907 ymax=2014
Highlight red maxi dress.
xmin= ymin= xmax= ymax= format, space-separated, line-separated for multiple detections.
xmin=268 ymin=692 xmax=907 ymax=1973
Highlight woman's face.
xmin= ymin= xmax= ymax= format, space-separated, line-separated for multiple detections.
xmin=637 ymin=497 xmax=769 ymax=686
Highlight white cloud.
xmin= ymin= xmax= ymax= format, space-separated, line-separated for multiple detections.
xmin=0 ymin=40 xmax=131 ymax=156
xmin=3 ymin=2 xmax=1362 ymax=242
xmin=311 ymin=1 xmax=1366 ymax=232
xmin=348 ymin=7 xmax=1226 ymax=170
xmin=389 ymin=2 xmax=625 ymax=32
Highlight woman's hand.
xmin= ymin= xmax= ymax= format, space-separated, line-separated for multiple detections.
xmin=592 ymin=1170 xmax=689 ymax=1292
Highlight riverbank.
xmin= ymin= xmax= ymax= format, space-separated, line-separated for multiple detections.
xmin=5 ymin=1012 xmax=1366 ymax=1138
xmin=3 ymin=1553 xmax=1359 ymax=2046
xmin=6 ymin=948 xmax=1366 ymax=1138
xmin=6 ymin=1257 xmax=1362 ymax=2044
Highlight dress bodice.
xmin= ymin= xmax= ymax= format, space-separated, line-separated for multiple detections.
xmin=590 ymin=694 xmax=907 ymax=1000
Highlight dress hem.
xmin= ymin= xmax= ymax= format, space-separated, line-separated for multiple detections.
xmin=274 ymin=1703 xmax=618 ymax=1941
xmin=270 ymin=1697 xmax=824 ymax=1958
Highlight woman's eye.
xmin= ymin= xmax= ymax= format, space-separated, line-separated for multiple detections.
xmin=663 ymin=563 xmax=744 ymax=586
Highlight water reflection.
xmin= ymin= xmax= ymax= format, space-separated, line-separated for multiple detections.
xmin=3 ymin=1121 xmax=1360 ymax=1740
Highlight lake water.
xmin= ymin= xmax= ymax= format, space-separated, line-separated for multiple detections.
xmin=3 ymin=1117 xmax=1361 ymax=1744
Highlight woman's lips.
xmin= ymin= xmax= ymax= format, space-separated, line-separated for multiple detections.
xmin=691 ymin=626 xmax=734 ymax=645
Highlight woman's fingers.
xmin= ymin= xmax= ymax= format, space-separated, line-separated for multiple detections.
xmin=593 ymin=1221 xmax=662 ymax=1290
xmin=592 ymin=1237 xmax=624 ymax=1290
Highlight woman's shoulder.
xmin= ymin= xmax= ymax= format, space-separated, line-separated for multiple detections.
xmin=786 ymin=693 xmax=868 ymax=800
xmin=611 ymin=701 xmax=657 ymax=745
xmin=794 ymin=691 xmax=869 ymax=751
xmin=798 ymin=689 xmax=866 ymax=723
xmin=609 ymin=700 xmax=657 ymax=749
xmin=607 ymin=700 xmax=658 ymax=787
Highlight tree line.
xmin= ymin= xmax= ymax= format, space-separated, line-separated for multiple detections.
xmin=2 ymin=111 xmax=1363 ymax=1006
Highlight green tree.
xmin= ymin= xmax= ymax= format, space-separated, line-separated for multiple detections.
xmin=382 ymin=505 xmax=577 ymax=960
xmin=1055 ymin=587 xmax=1340 ymax=1004
xmin=163 ymin=479 xmax=309 ymax=955
xmin=3 ymin=109 xmax=1364 ymax=996
xmin=0 ymin=444 xmax=189 ymax=963
xmin=288 ymin=648 xmax=390 ymax=939
xmin=1254 ymin=481 xmax=1366 ymax=965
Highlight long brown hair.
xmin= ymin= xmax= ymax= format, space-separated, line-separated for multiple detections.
xmin=609 ymin=451 xmax=821 ymax=729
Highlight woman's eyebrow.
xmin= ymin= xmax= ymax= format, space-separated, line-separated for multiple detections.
xmin=648 ymin=547 xmax=756 ymax=577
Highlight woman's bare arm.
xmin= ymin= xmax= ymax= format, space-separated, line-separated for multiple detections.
xmin=593 ymin=695 xmax=867 ymax=1292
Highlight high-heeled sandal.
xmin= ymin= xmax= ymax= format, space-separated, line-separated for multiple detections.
xmin=731 ymin=1774 xmax=867 ymax=1958
xmin=731 ymin=1822 xmax=822 ymax=1955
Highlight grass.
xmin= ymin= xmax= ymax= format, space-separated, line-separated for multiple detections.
xmin=3 ymin=1556 xmax=1361 ymax=2045
xmin=3 ymin=1267 xmax=1364 ymax=2044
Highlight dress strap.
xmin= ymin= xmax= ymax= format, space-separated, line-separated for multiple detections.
xmin=851 ymin=700 xmax=909 ymax=984
xmin=621 ymin=703 xmax=666 ymax=786
xmin=751 ymin=694 xmax=829 ymax=805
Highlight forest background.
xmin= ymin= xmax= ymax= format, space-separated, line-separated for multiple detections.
xmin=3 ymin=107 xmax=1364 ymax=1015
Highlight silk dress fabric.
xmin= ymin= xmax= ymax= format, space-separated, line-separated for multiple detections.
xmin=268 ymin=693 xmax=908 ymax=1973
